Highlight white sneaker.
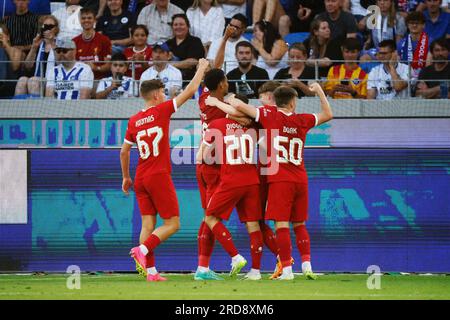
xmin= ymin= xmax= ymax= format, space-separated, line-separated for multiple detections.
xmin=277 ymin=272 xmax=294 ymax=280
xmin=243 ymin=270 xmax=261 ymax=280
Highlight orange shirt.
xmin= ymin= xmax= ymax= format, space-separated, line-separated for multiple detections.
xmin=324 ymin=64 xmax=368 ymax=99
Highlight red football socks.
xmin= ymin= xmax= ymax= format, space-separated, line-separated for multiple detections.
xmin=260 ymin=222 xmax=278 ymax=256
xmin=146 ymin=252 xmax=155 ymax=268
xmin=198 ymin=221 xmax=215 ymax=268
xmin=143 ymin=234 xmax=161 ymax=254
xmin=249 ymin=230 xmax=263 ymax=269
xmin=276 ymin=227 xmax=292 ymax=268
xmin=211 ymin=222 xmax=239 ymax=257
xmin=294 ymin=224 xmax=311 ymax=262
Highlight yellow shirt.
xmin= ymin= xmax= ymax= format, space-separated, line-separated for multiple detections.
xmin=324 ymin=64 xmax=368 ymax=99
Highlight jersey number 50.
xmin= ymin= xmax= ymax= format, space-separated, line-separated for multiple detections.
xmin=274 ymin=136 xmax=303 ymax=165
xmin=136 ymin=127 xmax=163 ymax=160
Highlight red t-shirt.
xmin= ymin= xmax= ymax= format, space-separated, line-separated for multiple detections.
xmin=255 ymin=106 xmax=318 ymax=184
xmin=204 ymin=118 xmax=260 ymax=188
xmin=73 ymin=32 xmax=112 ymax=80
xmin=198 ymin=87 xmax=227 ymax=173
xmin=123 ymin=46 xmax=153 ymax=80
xmin=124 ymin=100 xmax=177 ymax=178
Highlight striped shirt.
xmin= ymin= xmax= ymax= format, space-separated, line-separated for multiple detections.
xmin=2 ymin=11 xmax=39 ymax=47
xmin=324 ymin=64 xmax=368 ymax=99
xmin=46 ymin=62 xmax=94 ymax=100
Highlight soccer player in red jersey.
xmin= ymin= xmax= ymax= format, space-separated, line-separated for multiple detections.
xmin=73 ymin=8 xmax=112 ymax=80
xmin=194 ymin=68 xmax=252 ymax=281
xmin=120 ymin=58 xmax=210 ymax=282
xmin=233 ymin=82 xmax=333 ymax=280
xmin=202 ymin=115 xmax=264 ymax=280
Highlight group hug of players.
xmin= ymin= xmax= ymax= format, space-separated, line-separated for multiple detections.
xmin=120 ymin=58 xmax=333 ymax=282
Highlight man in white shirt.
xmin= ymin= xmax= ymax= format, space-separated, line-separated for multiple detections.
xmin=367 ymin=40 xmax=410 ymax=100
xmin=96 ymin=52 xmax=135 ymax=99
xmin=207 ymin=13 xmax=249 ymax=73
xmin=46 ymin=37 xmax=94 ymax=100
xmin=137 ymin=0 xmax=184 ymax=45
xmin=140 ymin=41 xmax=183 ymax=99
xmin=52 ymin=0 xmax=83 ymax=39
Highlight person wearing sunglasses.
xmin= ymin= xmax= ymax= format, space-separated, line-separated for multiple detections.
xmin=45 ymin=37 xmax=94 ymax=100
xmin=96 ymin=52 xmax=135 ymax=99
xmin=14 ymin=15 xmax=59 ymax=98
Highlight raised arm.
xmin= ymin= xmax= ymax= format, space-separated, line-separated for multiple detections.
xmin=174 ymin=58 xmax=210 ymax=107
xmin=213 ymin=25 xmax=235 ymax=69
xmin=232 ymin=98 xmax=258 ymax=119
xmin=205 ymin=95 xmax=246 ymax=117
xmin=309 ymin=82 xmax=333 ymax=125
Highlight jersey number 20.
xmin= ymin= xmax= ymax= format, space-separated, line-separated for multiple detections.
xmin=136 ymin=127 xmax=163 ymax=160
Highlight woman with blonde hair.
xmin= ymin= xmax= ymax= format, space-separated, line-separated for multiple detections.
xmin=186 ymin=0 xmax=225 ymax=51
xmin=15 ymin=15 xmax=60 ymax=98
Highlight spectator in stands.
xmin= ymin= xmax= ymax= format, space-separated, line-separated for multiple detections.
xmin=397 ymin=0 xmax=425 ymax=18
xmin=1 ymin=0 xmax=51 ymax=17
xmin=171 ymin=0 xmax=195 ymax=12
xmin=397 ymin=11 xmax=432 ymax=86
xmin=359 ymin=0 xmax=407 ymax=62
xmin=1 ymin=0 xmax=39 ymax=54
xmin=273 ymin=42 xmax=315 ymax=98
xmin=52 ymin=0 xmax=83 ymax=39
xmin=166 ymin=13 xmax=205 ymax=83
xmin=186 ymin=0 xmax=225 ymax=51
xmin=137 ymin=0 xmax=184 ymax=45
xmin=73 ymin=8 xmax=112 ymax=80
xmin=423 ymin=0 xmax=450 ymax=42
xmin=324 ymin=38 xmax=368 ymax=99
xmin=219 ymin=0 xmax=246 ymax=26
xmin=15 ymin=15 xmax=59 ymax=98
xmin=123 ymin=25 xmax=153 ymax=80
xmin=0 ymin=23 xmax=23 ymax=98
xmin=304 ymin=18 xmax=344 ymax=79
xmin=140 ymin=41 xmax=183 ymax=98
xmin=79 ymin=0 xmax=107 ymax=18
xmin=45 ymin=37 xmax=94 ymax=99
xmin=252 ymin=0 xmax=288 ymax=33
xmin=315 ymin=0 xmax=358 ymax=41
xmin=207 ymin=13 xmax=249 ymax=72
xmin=277 ymin=0 xmax=321 ymax=36
xmin=367 ymin=40 xmax=409 ymax=99
xmin=416 ymin=38 xmax=450 ymax=98
xmin=342 ymin=0 xmax=370 ymax=23
xmin=97 ymin=0 xmax=136 ymax=55
xmin=96 ymin=52 xmax=135 ymax=99
xmin=226 ymin=41 xmax=270 ymax=98
xmin=252 ymin=20 xmax=289 ymax=79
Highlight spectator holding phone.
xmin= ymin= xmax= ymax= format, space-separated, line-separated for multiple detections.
xmin=96 ymin=52 xmax=135 ymax=99
xmin=324 ymin=38 xmax=368 ymax=99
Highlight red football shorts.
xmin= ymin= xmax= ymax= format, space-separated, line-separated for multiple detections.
xmin=206 ymin=184 xmax=262 ymax=222
xmin=259 ymin=173 xmax=268 ymax=217
xmin=134 ymin=173 xmax=179 ymax=219
xmin=196 ymin=164 xmax=220 ymax=209
xmin=265 ymin=182 xmax=308 ymax=222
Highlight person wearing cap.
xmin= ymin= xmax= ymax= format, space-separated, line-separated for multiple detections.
xmin=96 ymin=52 xmax=135 ymax=99
xmin=45 ymin=37 xmax=94 ymax=100
xmin=140 ymin=41 xmax=183 ymax=99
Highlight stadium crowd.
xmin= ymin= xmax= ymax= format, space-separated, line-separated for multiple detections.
xmin=0 ymin=0 xmax=449 ymax=100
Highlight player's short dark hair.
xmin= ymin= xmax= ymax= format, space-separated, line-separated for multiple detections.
xmin=341 ymin=38 xmax=361 ymax=51
xmin=111 ymin=52 xmax=127 ymax=63
xmin=171 ymin=13 xmax=190 ymax=28
xmin=378 ymin=39 xmax=397 ymax=52
xmin=234 ymin=94 xmax=249 ymax=104
xmin=430 ymin=37 xmax=449 ymax=52
xmin=273 ymin=86 xmax=298 ymax=108
xmin=231 ymin=13 xmax=247 ymax=27
xmin=80 ymin=7 xmax=96 ymax=17
xmin=131 ymin=24 xmax=149 ymax=37
xmin=405 ymin=11 xmax=426 ymax=25
xmin=235 ymin=41 xmax=254 ymax=53
xmin=258 ymin=81 xmax=281 ymax=95
xmin=140 ymin=80 xmax=165 ymax=97
xmin=204 ymin=69 xmax=226 ymax=91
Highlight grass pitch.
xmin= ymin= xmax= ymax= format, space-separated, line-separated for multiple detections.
xmin=0 ymin=273 xmax=449 ymax=300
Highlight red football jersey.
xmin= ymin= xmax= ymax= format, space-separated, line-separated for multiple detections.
xmin=123 ymin=46 xmax=153 ymax=80
xmin=204 ymin=118 xmax=260 ymax=188
xmin=198 ymin=87 xmax=227 ymax=173
xmin=73 ymin=32 xmax=112 ymax=79
xmin=256 ymin=106 xmax=318 ymax=184
xmin=124 ymin=100 xmax=177 ymax=178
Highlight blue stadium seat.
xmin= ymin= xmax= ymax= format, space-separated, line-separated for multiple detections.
xmin=284 ymin=32 xmax=309 ymax=45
